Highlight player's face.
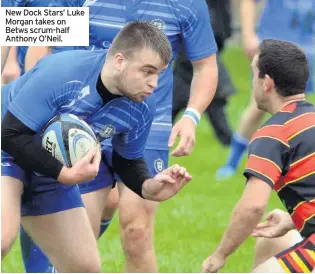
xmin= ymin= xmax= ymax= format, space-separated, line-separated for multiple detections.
xmin=117 ymin=48 xmax=168 ymax=102
xmin=252 ymin=54 xmax=268 ymax=111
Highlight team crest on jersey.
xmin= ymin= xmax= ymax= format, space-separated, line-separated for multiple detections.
xmin=151 ymin=19 xmax=165 ymax=31
xmin=99 ymin=125 xmax=116 ymax=138
xmin=154 ymin=158 xmax=164 ymax=173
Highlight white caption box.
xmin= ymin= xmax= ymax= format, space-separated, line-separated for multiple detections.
xmin=0 ymin=7 xmax=89 ymax=46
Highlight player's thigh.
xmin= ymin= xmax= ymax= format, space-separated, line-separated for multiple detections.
xmin=253 ymin=257 xmax=287 ymax=273
xmin=79 ymin=159 xmax=115 ymax=236
xmin=1 ymin=152 xmax=27 ymax=255
xmin=81 ymin=186 xmax=112 ymax=237
xmin=1 ymin=176 xmax=23 ymax=255
xmin=20 ymin=175 xmax=100 ymax=272
xmin=21 ymin=207 xmax=100 ymax=273
xmin=253 ymin=230 xmax=303 ymax=268
xmin=118 ymin=149 xmax=169 ymax=228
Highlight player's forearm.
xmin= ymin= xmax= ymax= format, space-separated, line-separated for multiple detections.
xmin=112 ymin=149 xmax=151 ymax=198
xmin=215 ymin=198 xmax=266 ymax=259
xmin=187 ymin=54 xmax=218 ymax=114
xmin=240 ymin=0 xmax=256 ymax=39
xmin=1 ymin=46 xmax=11 ymax=72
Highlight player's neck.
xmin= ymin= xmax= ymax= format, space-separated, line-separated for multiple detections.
xmin=100 ymin=63 xmax=123 ymax=96
xmin=272 ymin=94 xmax=306 ymax=114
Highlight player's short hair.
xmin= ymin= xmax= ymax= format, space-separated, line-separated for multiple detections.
xmin=257 ymin=39 xmax=310 ymax=97
xmin=108 ymin=21 xmax=172 ymax=66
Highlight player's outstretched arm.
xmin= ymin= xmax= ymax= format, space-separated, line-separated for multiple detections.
xmin=142 ymin=164 xmax=192 ymax=201
xmin=112 ymin=150 xmax=192 ymax=202
xmin=202 ymin=176 xmax=272 ymax=273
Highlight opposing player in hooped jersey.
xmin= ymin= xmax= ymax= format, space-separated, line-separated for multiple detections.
xmin=216 ymin=0 xmax=315 ymax=179
xmin=35 ymin=1 xmax=218 ymax=272
xmin=202 ymin=40 xmax=315 ymax=273
xmin=1 ymin=21 xmax=192 ymax=272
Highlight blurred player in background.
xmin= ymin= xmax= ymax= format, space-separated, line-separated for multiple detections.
xmin=19 ymin=0 xmax=218 ymax=272
xmin=2 ymin=46 xmax=50 ymax=84
xmin=1 ymin=0 xmax=52 ymax=84
xmin=216 ymin=0 xmax=315 ymax=179
xmin=202 ymin=39 xmax=315 ymax=273
xmin=2 ymin=21 xmax=191 ymax=272
xmin=172 ymin=0 xmax=236 ymax=147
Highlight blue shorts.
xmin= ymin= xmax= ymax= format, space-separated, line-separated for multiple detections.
xmin=1 ymin=151 xmax=84 ymax=216
xmin=78 ymin=148 xmax=169 ymax=194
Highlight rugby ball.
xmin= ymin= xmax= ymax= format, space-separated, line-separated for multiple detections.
xmin=42 ymin=114 xmax=97 ymax=167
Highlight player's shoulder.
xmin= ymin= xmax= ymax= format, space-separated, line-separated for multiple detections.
xmin=36 ymin=50 xmax=105 ymax=78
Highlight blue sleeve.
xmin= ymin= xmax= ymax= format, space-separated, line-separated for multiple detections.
xmin=112 ymin=97 xmax=156 ymax=160
xmin=7 ymin=65 xmax=72 ymax=132
xmin=180 ymin=0 xmax=217 ymax=60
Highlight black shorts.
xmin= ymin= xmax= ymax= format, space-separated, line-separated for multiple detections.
xmin=276 ymin=234 xmax=315 ymax=273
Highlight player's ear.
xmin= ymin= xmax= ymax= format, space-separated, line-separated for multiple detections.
xmin=114 ymin=53 xmax=125 ymax=71
xmin=264 ymin=74 xmax=274 ymax=93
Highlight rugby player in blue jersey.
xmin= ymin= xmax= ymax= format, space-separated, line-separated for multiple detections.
xmin=21 ymin=0 xmax=219 ymax=272
xmin=1 ymin=21 xmax=192 ymax=272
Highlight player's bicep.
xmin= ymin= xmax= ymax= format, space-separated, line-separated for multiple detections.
xmin=181 ymin=0 xmax=217 ymax=60
xmin=242 ymin=176 xmax=273 ymax=208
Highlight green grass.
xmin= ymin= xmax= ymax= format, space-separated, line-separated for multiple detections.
xmin=2 ymin=47 xmax=315 ymax=273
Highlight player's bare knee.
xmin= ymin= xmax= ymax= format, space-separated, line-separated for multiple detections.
xmin=121 ymin=223 xmax=152 ymax=257
xmin=101 ymin=188 xmax=119 ymax=220
xmin=107 ymin=187 xmax=120 ymax=210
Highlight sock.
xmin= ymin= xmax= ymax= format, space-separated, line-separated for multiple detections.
xmin=44 ymin=266 xmax=57 ymax=273
xmin=226 ymin=133 xmax=249 ymax=169
xmin=20 ymin=226 xmax=51 ymax=273
xmin=99 ymin=218 xmax=112 ymax=239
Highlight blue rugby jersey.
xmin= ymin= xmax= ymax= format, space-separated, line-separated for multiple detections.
xmin=52 ymin=0 xmax=218 ymax=150
xmin=1 ymin=50 xmax=156 ymax=160
xmin=257 ymin=0 xmax=315 ymax=55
